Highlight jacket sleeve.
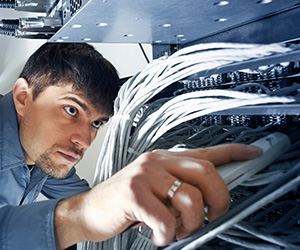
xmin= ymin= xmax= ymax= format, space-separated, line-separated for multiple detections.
xmin=0 ymin=167 xmax=90 ymax=250
xmin=0 ymin=199 xmax=60 ymax=250
xmin=41 ymin=167 xmax=91 ymax=199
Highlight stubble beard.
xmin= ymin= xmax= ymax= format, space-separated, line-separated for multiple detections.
xmin=35 ymin=143 xmax=83 ymax=179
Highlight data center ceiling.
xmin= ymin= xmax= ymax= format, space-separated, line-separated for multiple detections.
xmin=50 ymin=0 xmax=300 ymax=45
xmin=1 ymin=0 xmax=300 ymax=45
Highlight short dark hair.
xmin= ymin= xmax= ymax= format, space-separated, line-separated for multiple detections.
xmin=19 ymin=42 xmax=120 ymax=116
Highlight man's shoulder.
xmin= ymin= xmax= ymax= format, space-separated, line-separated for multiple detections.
xmin=0 ymin=92 xmax=11 ymax=104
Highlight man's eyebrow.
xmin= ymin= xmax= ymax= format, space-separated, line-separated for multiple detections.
xmin=61 ymin=96 xmax=90 ymax=114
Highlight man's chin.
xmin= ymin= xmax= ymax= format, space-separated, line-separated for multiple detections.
xmin=37 ymin=163 xmax=74 ymax=179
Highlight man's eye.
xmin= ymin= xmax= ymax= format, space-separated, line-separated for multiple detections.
xmin=64 ymin=106 xmax=77 ymax=116
xmin=92 ymin=120 xmax=102 ymax=129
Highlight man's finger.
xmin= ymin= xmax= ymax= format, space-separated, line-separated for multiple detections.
xmin=155 ymin=143 xmax=262 ymax=166
xmin=162 ymin=158 xmax=229 ymax=221
xmin=131 ymin=187 xmax=177 ymax=246
xmin=168 ymin=183 xmax=205 ymax=240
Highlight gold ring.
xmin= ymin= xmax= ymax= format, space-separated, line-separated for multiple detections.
xmin=167 ymin=180 xmax=182 ymax=199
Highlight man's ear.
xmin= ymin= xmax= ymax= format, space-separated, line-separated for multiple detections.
xmin=13 ymin=78 xmax=31 ymax=117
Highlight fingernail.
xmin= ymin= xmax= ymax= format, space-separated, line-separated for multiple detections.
xmin=247 ymin=145 xmax=261 ymax=150
xmin=247 ymin=145 xmax=262 ymax=154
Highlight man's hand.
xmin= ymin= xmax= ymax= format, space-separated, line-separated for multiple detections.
xmin=54 ymin=143 xmax=261 ymax=249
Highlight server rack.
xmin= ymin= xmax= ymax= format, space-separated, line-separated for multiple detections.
xmin=87 ymin=41 xmax=300 ymax=250
xmin=1 ymin=1 xmax=300 ymax=249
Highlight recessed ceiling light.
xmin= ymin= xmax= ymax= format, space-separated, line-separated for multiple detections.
xmin=96 ymin=22 xmax=108 ymax=27
xmin=215 ymin=18 xmax=228 ymax=22
xmin=214 ymin=1 xmax=229 ymax=6
xmin=159 ymin=23 xmax=171 ymax=28
xmin=71 ymin=24 xmax=81 ymax=28
xmin=257 ymin=0 xmax=272 ymax=4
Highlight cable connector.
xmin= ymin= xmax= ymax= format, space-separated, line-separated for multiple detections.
xmin=217 ymin=132 xmax=291 ymax=190
xmin=0 ymin=16 xmax=62 ymax=38
xmin=19 ymin=16 xmax=61 ymax=30
xmin=17 ymin=16 xmax=61 ymax=38
xmin=14 ymin=0 xmax=58 ymax=13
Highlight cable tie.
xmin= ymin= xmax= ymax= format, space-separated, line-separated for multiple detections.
xmin=127 ymin=147 xmax=140 ymax=156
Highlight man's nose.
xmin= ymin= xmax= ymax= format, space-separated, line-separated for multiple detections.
xmin=70 ymin=125 xmax=93 ymax=149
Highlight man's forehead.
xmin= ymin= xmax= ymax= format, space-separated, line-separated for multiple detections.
xmin=73 ymin=91 xmax=109 ymax=117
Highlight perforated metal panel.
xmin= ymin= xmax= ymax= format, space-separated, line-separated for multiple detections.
xmin=50 ymin=0 xmax=300 ymax=44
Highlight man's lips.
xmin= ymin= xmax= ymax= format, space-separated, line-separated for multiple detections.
xmin=57 ymin=151 xmax=80 ymax=163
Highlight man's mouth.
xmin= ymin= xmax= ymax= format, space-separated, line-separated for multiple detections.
xmin=57 ymin=151 xmax=80 ymax=163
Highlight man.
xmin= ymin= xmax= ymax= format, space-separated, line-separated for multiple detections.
xmin=0 ymin=42 xmax=261 ymax=249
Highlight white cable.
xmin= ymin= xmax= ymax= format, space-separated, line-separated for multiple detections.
xmin=126 ymin=94 xmax=294 ymax=163
xmin=83 ymin=42 xmax=296 ymax=250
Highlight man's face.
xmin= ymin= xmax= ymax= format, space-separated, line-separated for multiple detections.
xmin=17 ymin=84 xmax=109 ymax=179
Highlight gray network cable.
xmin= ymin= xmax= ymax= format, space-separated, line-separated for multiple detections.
xmin=82 ymin=42 xmax=297 ymax=250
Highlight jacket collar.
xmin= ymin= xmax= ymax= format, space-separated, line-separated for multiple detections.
xmin=0 ymin=91 xmax=27 ymax=171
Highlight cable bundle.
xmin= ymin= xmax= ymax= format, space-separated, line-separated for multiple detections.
xmin=126 ymin=90 xmax=294 ymax=165
xmin=83 ymin=42 xmax=297 ymax=250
